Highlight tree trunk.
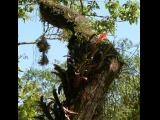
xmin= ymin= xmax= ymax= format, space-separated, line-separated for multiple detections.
xmin=38 ymin=0 xmax=123 ymax=120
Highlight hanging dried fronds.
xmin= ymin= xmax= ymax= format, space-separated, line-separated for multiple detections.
xmin=37 ymin=35 xmax=50 ymax=53
xmin=38 ymin=52 xmax=49 ymax=65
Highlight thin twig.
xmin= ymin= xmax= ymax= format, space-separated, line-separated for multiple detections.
xmin=18 ymin=37 xmax=61 ymax=45
xmin=45 ymin=33 xmax=59 ymax=36
xmin=46 ymin=37 xmax=61 ymax=40
xmin=86 ymin=14 xmax=106 ymax=18
xmin=18 ymin=34 xmax=42 ymax=46
xmin=127 ymin=45 xmax=139 ymax=60
xmin=86 ymin=15 xmax=126 ymax=23
xmin=80 ymin=0 xmax=84 ymax=14
xmin=116 ymin=20 xmax=124 ymax=22
xmin=18 ymin=25 xmax=55 ymax=46
xmin=18 ymin=41 xmax=37 ymax=45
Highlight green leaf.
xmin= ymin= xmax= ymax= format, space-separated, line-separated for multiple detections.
xmin=18 ymin=67 xmax=23 ymax=72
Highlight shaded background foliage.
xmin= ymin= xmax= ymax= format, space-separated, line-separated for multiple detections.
xmin=104 ymin=39 xmax=140 ymax=120
xmin=18 ymin=61 xmax=67 ymax=120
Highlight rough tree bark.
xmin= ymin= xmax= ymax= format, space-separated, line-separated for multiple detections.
xmin=38 ymin=0 xmax=123 ymax=120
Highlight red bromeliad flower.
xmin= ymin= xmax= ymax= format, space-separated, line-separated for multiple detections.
xmin=95 ymin=32 xmax=107 ymax=44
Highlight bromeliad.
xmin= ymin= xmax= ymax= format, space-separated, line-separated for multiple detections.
xmin=95 ymin=32 xmax=107 ymax=44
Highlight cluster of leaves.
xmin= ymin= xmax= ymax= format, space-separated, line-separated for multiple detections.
xmin=93 ymin=17 xmax=116 ymax=34
xmin=18 ymin=59 xmax=68 ymax=120
xmin=18 ymin=67 xmax=59 ymax=120
xmin=105 ymin=0 xmax=140 ymax=24
xmin=59 ymin=0 xmax=69 ymax=5
xmin=96 ymin=0 xmax=139 ymax=34
xmin=104 ymin=39 xmax=140 ymax=119
xmin=18 ymin=0 xmax=37 ymax=20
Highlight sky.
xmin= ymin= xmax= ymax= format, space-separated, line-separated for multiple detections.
xmin=18 ymin=0 xmax=140 ymax=70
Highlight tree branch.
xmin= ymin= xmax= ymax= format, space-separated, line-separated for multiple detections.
xmin=18 ymin=27 xmax=61 ymax=46
xmin=18 ymin=35 xmax=42 ymax=46
xmin=40 ymin=96 xmax=54 ymax=120
xmin=85 ymin=15 xmax=106 ymax=18
xmin=18 ymin=41 xmax=37 ymax=45
xmin=80 ymin=0 xmax=84 ymax=14
xmin=18 ymin=37 xmax=61 ymax=46
xmin=39 ymin=0 xmax=94 ymax=40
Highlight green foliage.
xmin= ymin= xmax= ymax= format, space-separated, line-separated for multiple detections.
xmin=92 ymin=0 xmax=140 ymax=34
xmin=59 ymin=0 xmax=68 ymax=5
xmin=18 ymin=67 xmax=23 ymax=72
xmin=93 ymin=18 xmax=116 ymax=34
xmin=70 ymin=0 xmax=139 ymax=34
xmin=104 ymin=39 xmax=140 ymax=119
xmin=18 ymin=0 xmax=37 ymax=20
xmin=18 ymin=68 xmax=59 ymax=120
xmin=105 ymin=0 xmax=140 ymax=24
xmin=18 ymin=59 xmax=67 ymax=120
xmin=87 ymin=0 xmax=100 ymax=10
